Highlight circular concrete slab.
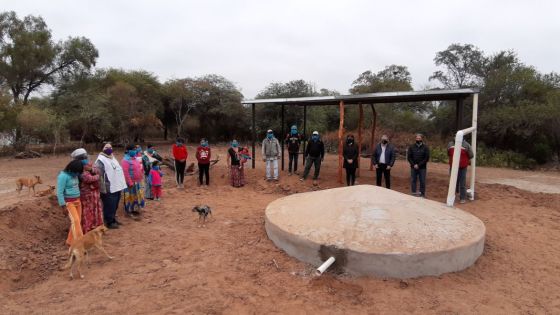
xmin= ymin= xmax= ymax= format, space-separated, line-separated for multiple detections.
xmin=265 ymin=185 xmax=485 ymax=278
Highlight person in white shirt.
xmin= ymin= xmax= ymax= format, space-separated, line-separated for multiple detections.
xmin=371 ymin=135 xmax=396 ymax=189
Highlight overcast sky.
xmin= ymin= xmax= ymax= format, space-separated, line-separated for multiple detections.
xmin=3 ymin=0 xmax=559 ymax=99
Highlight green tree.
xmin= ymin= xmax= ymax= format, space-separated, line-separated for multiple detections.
xmin=430 ymin=43 xmax=485 ymax=88
xmin=0 ymin=11 xmax=98 ymax=105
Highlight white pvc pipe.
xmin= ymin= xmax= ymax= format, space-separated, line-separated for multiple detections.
xmin=315 ymin=257 xmax=336 ymax=276
xmin=447 ymin=93 xmax=479 ymax=206
xmin=469 ymin=94 xmax=478 ymax=201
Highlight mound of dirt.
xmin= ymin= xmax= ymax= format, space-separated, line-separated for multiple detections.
xmin=0 ymin=195 xmax=68 ymax=293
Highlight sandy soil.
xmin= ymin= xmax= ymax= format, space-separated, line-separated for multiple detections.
xmin=1 ymin=145 xmax=560 ymax=314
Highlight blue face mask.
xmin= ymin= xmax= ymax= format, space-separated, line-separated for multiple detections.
xmin=176 ymin=142 xmax=182 ymax=147
xmin=232 ymin=142 xmax=238 ymax=148
xmin=291 ymin=128 xmax=297 ymax=135
xmin=312 ymin=135 xmax=319 ymax=141
xmin=147 ymin=148 xmax=154 ymax=154
xmin=128 ymin=151 xmax=136 ymax=158
xmin=267 ymin=133 xmax=273 ymax=139
xmin=81 ymin=159 xmax=89 ymax=165
xmin=202 ymin=142 xmax=208 ymax=147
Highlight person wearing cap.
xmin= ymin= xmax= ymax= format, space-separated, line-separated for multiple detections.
xmin=285 ymin=125 xmax=304 ymax=175
xmin=372 ymin=135 xmax=396 ymax=189
xmin=95 ymin=143 xmax=127 ymax=229
xmin=121 ymin=144 xmax=145 ymax=218
xmin=227 ymin=140 xmax=245 ymax=187
xmin=171 ymin=137 xmax=188 ymax=189
xmin=262 ymin=130 xmax=281 ymax=181
xmin=343 ymin=134 xmax=359 ymax=186
xmin=301 ymin=131 xmax=325 ymax=184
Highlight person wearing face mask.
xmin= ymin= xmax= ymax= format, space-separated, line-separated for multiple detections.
xmin=227 ymin=140 xmax=245 ymax=187
xmin=372 ymin=135 xmax=396 ymax=189
xmin=142 ymin=144 xmax=162 ymax=200
xmin=57 ymin=159 xmax=84 ymax=245
xmin=121 ymin=144 xmax=145 ymax=218
xmin=301 ymin=131 xmax=325 ymax=185
xmin=262 ymin=130 xmax=281 ymax=181
xmin=95 ymin=143 xmax=127 ymax=229
xmin=171 ymin=137 xmax=188 ymax=189
xmin=285 ymin=125 xmax=303 ymax=175
xmin=343 ymin=134 xmax=359 ymax=186
xmin=407 ymin=134 xmax=430 ymax=197
xmin=74 ymin=151 xmax=104 ymax=234
xmin=196 ymin=138 xmax=212 ymax=186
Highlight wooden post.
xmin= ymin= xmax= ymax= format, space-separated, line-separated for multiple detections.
xmin=252 ymin=103 xmax=256 ymax=169
xmin=281 ymin=104 xmax=285 ymax=171
xmin=369 ymin=104 xmax=377 ymax=171
xmin=358 ymin=103 xmax=363 ymax=177
xmin=338 ymin=100 xmax=345 ymax=184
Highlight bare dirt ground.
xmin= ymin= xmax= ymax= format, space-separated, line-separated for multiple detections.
xmin=1 ymin=145 xmax=560 ymax=314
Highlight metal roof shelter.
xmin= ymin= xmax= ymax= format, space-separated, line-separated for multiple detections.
xmin=243 ymin=88 xmax=479 ymax=184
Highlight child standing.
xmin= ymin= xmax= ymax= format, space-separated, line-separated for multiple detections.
xmin=196 ymin=138 xmax=211 ymax=186
xmin=149 ymin=163 xmax=164 ymax=201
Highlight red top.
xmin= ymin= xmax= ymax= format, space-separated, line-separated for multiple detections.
xmin=172 ymin=144 xmax=188 ymax=161
xmin=448 ymin=146 xmax=470 ymax=169
xmin=196 ymin=146 xmax=211 ymax=164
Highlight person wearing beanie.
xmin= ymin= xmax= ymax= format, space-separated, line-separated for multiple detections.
xmin=95 ymin=143 xmax=127 ymax=229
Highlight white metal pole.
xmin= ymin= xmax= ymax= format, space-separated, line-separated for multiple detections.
xmin=469 ymin=94 xmax=478 ymax=200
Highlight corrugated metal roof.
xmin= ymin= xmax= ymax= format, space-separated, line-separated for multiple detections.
xmin=242 ymin=88 xmax=479 ymax=105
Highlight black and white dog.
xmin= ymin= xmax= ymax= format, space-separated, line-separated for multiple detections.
xmin=192 ymin=205 xmax=213 ymax=226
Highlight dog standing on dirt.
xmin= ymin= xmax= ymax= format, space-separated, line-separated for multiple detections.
xmin=15 ymin=176 xmax=43 ymax=196
xmin=192 ymin=205 xmax=213 ymax=227
xmin=63 ymin=225 xmax=113 ymax=279
xmin=35 ymin=185 xmax=55 ymax=197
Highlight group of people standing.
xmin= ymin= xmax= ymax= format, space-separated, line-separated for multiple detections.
xmin=57 ymin=143 xmax=165 ymax=246
xmin=261 ymin=127 xmax=473 ymax=203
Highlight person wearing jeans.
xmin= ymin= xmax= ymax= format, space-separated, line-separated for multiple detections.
xmin=95 ymin=143 xmax=127 ymax=229
xmin=447 ymin=139 xmax=474 ymax=204
xmin=301 ymin=131 xmax=325 ymax=184
xmin=407 ymin=134 xmax=430 ymax=197
xmin=285 ymin=125 xmax=303 ymax=175
xmin=372 ymin=135 xmax=396 ymax=189
xmin=262 ymin=129 xmax=281 ymax=181
xmin=172 ymin=137 xmax=188 ymax=189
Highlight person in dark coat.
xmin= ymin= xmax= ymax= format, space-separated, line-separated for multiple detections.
xmin=343 ymin=134 xmax=359 ymax=186
xmin=285 ymin=125 xmax=304 ymax=175
xmin=300 ymin=131 xmax=325 ymax=184
xmin=372 ymin=135 xmax=396 ymax=189
xmin=407 ymin=134 xmax=430 ymax=197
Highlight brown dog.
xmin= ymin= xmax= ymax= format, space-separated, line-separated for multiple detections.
xmin=35 ymin=185 xmax=55 ymax=197
xmin=16 ymin=176 xmax=43 ymax=195
xmin=63 ymin=225 xmax=113 ymax=279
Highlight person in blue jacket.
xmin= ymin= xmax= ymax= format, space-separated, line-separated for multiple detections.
xmin=372 ymin=135 xmax=397 ymax=189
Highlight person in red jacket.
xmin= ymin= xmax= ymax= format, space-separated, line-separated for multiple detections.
xmin=171 ymin=137 xmax=188 ymax=189
xmin=447 ymin=139 xmax=474 ymax=204
xmin=195 ymin=138 xmax=211 ymax=186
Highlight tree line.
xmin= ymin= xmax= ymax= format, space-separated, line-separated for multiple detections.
xmin=1 ymin=12 xmax=559 ymax=165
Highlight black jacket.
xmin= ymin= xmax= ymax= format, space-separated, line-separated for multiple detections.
xmin=343 ymin=144 xmax=359 ymax=169
xmin=305 ymin=140 xmax=325 ymax=159
xmin=407 ymin=143 xmax=430 ymax=169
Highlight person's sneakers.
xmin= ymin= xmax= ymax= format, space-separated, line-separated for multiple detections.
xmin=459 ymin=199 xmax=467 ymax=204
xmin=299 ymin=177 xmax=304 ymax=181
xmin=312 ymin=180 xmax=318 ymax=186
xmin=107 ymin=222 xmax=119 ymax=229
xmin=288 ymin=172 xmax=292 ymax=176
